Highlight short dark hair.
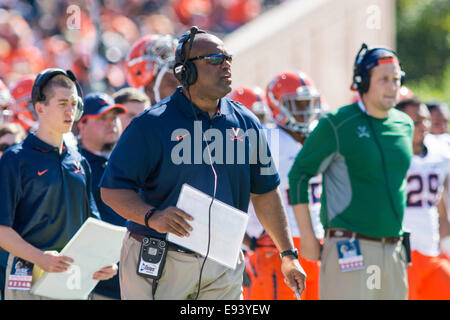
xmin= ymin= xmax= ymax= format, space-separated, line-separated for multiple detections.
xmin=395 ymin=97 xmax=423 ymax=111
xmin=112 ymin=87 xmax=150 ymax=106
xmin=427 ymin=99 xmax=449 ymax=119
xmin=33 ymin=74 xmax=76 ymax=106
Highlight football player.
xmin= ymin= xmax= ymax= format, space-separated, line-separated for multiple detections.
xmin=228 ymin=85 xmax=272 ymax=125
xmin=427 ymin=99 xmax=449 ymax=136
xmin=125 ymin=34 xmax=179 ymax=106
xmin=235 ymin=71 xmax=324 ymax=300
xmin=9 ymin=75 xmax=37 ymax=132
xmin=396 ymin=98 xmax=450 ymax=299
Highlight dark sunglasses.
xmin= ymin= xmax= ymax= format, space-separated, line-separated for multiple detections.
xmin=0 ymin=143 xmax=13 ymax=152
xmin=189 ymin=53 xmax=232 ymax=65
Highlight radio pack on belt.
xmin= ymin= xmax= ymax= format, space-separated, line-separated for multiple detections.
xmin=402 ymin=231 xmax=412 ymax=265
xmin=136 ymin=237 xmax=168 ymax=280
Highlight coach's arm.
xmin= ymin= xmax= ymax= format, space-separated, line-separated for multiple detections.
xmin=101 ymin=188 xmax=193 ymax=238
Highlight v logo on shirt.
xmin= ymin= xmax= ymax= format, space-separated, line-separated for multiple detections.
xmin=229 ymin=127 xmax=245 ymax=141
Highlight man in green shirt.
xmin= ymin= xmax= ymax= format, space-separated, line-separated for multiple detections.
xmin=288 ymin=44 xmax=413 ymax=299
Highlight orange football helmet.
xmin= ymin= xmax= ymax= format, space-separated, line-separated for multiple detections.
xmin=229 ymin=86 xmax=270 ymax=117
xmin=125 ymin=34 xmax=177 ymax=89
xmin=266 ymin=71 xmax=322 ymax=134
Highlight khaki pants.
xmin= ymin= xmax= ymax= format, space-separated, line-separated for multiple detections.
xmin=4 ymin=254 xmax=52 ymax=300
xmin=319 ymin=236 xmax=408 ymax=300
xmin=119 ymin=232 xmax=244 ymax=300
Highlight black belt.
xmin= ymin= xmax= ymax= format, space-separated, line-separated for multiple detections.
xmin=326 ymin=229 xmax=402 ymax=244
xmin=129 ymin=232 xmax=194 ymax=254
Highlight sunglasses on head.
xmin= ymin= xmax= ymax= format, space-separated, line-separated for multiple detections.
xmin=189 ymin=53 xmax=232 ymax=65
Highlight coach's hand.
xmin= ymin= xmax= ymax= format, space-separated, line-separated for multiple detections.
xmin=147 ymin=207 xmax=194 ymax=237
xmin=93 ymin=264 xmax=118 ymax=280
xmin=36 ymin=251 xmax=74 ymax=273
xmin=281 ymin=256 xmax=307 ymax=296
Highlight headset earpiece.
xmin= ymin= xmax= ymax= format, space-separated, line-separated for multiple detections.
xmin=352 ymin=43 xmax=371 ymax=94
xmin=74 ymin=95 xmax=84 ymax=122
xmin=173 ymin=26 xmax=206 ymax=88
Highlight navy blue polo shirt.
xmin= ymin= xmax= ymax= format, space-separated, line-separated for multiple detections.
xmin=0 ymin=133 xmax=99 ymax=252
xmin=80 ymin=148 xmax=126 ymax=227
xmin=100 ymin=87 xmax=280 ymax=242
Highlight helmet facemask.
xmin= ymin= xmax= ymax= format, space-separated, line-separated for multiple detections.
xmin=143 ymin=35 xmax=176 ymax=74
xmin=278 ymin=86 xmax=323 ymax=135
xmin=126 ymin=35 xmax=177 ymax=89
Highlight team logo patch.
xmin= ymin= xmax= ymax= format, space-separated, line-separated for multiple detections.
xmin=356 ymin=126 xmax=370 ymax=138
xmin=229 ymin=127 xmax=245 ymax=141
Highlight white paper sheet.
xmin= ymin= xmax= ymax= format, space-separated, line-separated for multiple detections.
xmin=30 ymin=218 xmax=127 ymax=300
xmin=167 ymin=184 xmax=249 ymax=269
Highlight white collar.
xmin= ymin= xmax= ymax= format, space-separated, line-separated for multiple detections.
xmin=357 ymin=99 xmax=369 ymax=115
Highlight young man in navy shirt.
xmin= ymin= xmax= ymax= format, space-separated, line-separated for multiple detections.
xmin=0 ymin=69 xmax=117 ymax=300
xmin=100 ymin=30 xmax=306 ymax=300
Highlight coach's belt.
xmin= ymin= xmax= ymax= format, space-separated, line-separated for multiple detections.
xmin=129 ymin=232 xmax=193 ymax=254
xmin=326 ymin=229 xmax=402 ymax=244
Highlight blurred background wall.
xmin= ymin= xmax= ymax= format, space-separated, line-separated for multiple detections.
xmin=224 ymin=0 xmax=396 ymax=110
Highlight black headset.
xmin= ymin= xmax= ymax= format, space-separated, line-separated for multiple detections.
xmin=352 ymin=43 xmax=405 ymax=94
xmin=31 ymin=68 xmax=84 ymax=121
xmin=173 ymin=26 xmax=206 ymax=88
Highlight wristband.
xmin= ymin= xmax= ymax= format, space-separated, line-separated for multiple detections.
xmin=144 ymin=208 xmax=157 ymax=229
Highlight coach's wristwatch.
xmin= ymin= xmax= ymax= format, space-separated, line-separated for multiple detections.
xmin=144 ymin=208 xmax=157 ymax=229
xmin=279 ymin=248 xmax=299 ymax=260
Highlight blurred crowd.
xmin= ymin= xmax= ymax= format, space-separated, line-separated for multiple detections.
xmin=0 ymin=0 xmax=288 ymax=95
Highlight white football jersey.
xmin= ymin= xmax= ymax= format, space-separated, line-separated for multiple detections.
xmin=433 ymin=133 xmax=450 ymax=213
xmin=403 ymin=134 xmax=450 ymax=256
xmin=246 ymin=126 xmax=324 ymax=240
